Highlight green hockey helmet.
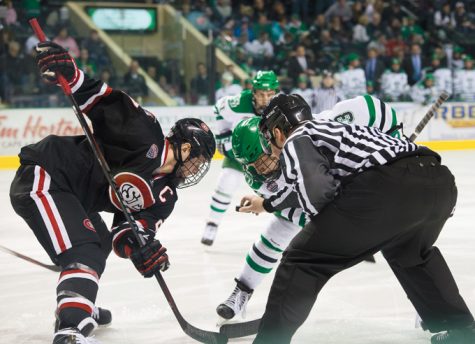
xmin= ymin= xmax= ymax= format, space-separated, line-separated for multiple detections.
xmin=232 ymin=117 xmax=266 ymax=165
xmin=252 ymin=71 xmax=280 ymax=91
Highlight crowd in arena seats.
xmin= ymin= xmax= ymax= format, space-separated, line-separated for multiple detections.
xmin=180 ymin=0 xmax=475 ymax=106
xmin=1 ymin=0 xmax=475 ymax=108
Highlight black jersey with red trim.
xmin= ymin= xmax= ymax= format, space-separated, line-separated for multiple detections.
xmin=18 ymin=70 xmax=178 ymax=230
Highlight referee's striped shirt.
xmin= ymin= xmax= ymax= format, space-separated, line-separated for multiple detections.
xmin=263 ymin=119 xmax=418 ymax=217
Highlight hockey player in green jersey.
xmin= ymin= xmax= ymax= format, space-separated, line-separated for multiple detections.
xmin=201 ymin=71 xmax=279 ymax=246
xmin=216 ymin=94 xmax=400 ymax=320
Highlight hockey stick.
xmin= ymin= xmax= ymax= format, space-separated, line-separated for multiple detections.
xmin=29 ymin=19 xmax=227 ymax=344
xmin=0 ymin=244 xmax=61 ymax=272
xmin=221 ymin=94 xmax=452 ymax=339
xmin=409 ymin=91 xmax=450 ymax=142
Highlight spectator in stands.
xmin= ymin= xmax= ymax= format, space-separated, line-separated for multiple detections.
xmin=3 ymin=0 xmax=18 ymax=27
xmin=308 ymin=14 xmax=327 ymax=43
xmin=353 ymin=15 xmax=370 ymax=44
xmin=329 ymin=16 xmax=350 ymax=45
xmin=183 ymin=2 xmax=213 ymax=35
xmin=411 ymin=73 xmax=438 ymax=104
xmin=251 ymin=0 xmax=267 ymax=23
xmin=81 ymin=29 xmax=109 ymax=70
xmin=215 ymin=71 xmax=242 ymax=100
xmin=233 ymin=17 xmax=254 ymax=42
xmin=291 ymin=74 xmax=314 ymax=107
xmin=244 ymin=31 xmax=274 ymax=69
xmin=367 ymin=11 xmax=384 ymax=40
xmin=269 ymin=1 xmax=286 ymax=23
xmin=454 ymin=2 xmax=468 ymax=29
xmin=401 ymin=17 xmax=425 ymax=43
xmin=99 ymin=68 xmax=115 ymax=88
xmin=287 ymin=45 xmax=315 ymax=87
xmin=243 ymin=78 xmax=253 ymax=91
xmin=337 ymin=52 xmax=366 ymax=99
xmin=381 ymin=57 xmax=410 ymax=101
xmin=53 ymin=26 xmax=80 ymax=58
xmin=382 ymin=1 xmax=404 ymax=26
xmin=454 ymin=55 xmax=475 ymax=101
xmin=426 ymin=54 xmax=452 ymax=96
xmin=286 ymin=14 xmax=307 ymax=39
xmin=76 ymin=48 xmax=96 ymax=78
xmin=434 ymin=2 xmax=455 ymax=32
xmin=169 ymin=86 xmax=186 ymax=106
xmin=253 ymin=13 xmax=272 ymax=40
xmin=315 ymin=29 xmax=342 ymax=72
xmin=190 ymin=62 xmax=209 ymax=105
xmin=452 ymin=45 xmax=465 ymax=70
xmin=0 ymin=41 xmax=28 ymax=102
xmin=403 ymin=43 xmax=426 ymax=86
xmin=312 ymin=70 xmax=344 ymax=113
xmin=123 ymin=59 xmax=148 ymax=101
xmin=158 ymin=75 xmax=172 ymax=94
xmin=212 ymin=0 xmax=232 ymax=26
xmin=364 ymin=46 xmax=386 ymax=91
xmin=324 ymin=0 xmax=353 ymax=28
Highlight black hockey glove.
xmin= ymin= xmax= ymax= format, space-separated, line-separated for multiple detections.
xmin=130 ymin=240 xmax=170 ymax=278
xmin=35 ymin=41 xmax=77 ymax=84
xmin=111 ymin=221 xmax=170 ymax=277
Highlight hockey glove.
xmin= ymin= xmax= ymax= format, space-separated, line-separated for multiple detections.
xmin=111 ymin=221 xmax=156 ymax=258
xmin=130 ymin=240 xmax=170 ymax=278
xmin=35 ymin=41 xmax=77 ymax=84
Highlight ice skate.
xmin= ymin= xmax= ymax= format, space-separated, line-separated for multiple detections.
xmin=53 ymin=327 xmax=100 ymax=344
xmin=431 ymin=322 xmax=475 ymax=344
xmin=92 ymin=306 xmax=112 ymax=327
xmin=55 ymin=306 xmax=111 ymax=332
xmin=216 ymin=279 xmax=253 ymax=320
xmin=201 ymin=222 xmax=218 ymax=246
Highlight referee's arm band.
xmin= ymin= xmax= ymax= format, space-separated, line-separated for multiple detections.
xmin=263 ymin=198 xmax=276 ymax=213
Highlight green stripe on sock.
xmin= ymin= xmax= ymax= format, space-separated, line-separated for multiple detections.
xmin=363 ymin=94 xmax=376 ymax=127
xmin=210 ymin=205 xmax=226 ymax=213
xmin=391 ymin=108 xmax=401 ymax=138
xmin=260 ymin=235 xmax=283 ymax=253
xmin=246 ymin=255 xmax=272 ymax=274
xmin=298 ymin=213 xmax=306 ymax=227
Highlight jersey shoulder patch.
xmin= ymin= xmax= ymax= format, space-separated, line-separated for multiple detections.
xmin=227 ymin=90 xmax=254 ymax=114
xmin=109 ymin=172 xmax=155 ymax=212
xmin=333 ymin=111 xmax=354 ymax=124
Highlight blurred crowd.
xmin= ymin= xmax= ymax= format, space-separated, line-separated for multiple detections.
xmin=1 ymin=0 xmax=475 ymax=108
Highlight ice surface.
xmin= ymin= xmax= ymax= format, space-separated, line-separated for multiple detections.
xmin=0 ymin=150 xmax=474 ymax=343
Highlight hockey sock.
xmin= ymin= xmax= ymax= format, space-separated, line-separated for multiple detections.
xmin=56 ymin=262 xmax=100 ymax=336
xmin=238 ymin=234 xmax=284 ymax=290
xmin=207 ymin=168 xmax=243 ymax=226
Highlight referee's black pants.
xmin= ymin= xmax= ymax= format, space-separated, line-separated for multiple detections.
xmin=253 ymin=155 xmax=474 ymax=344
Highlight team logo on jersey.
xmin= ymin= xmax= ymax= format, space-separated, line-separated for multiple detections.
xmin=334 ymin=112 xmax=354 ymax=124
xmin=146 ymin=144 xmax=159 ymax=159
xmin=109 ymin=172 xmax=155 ymax=212
xmin=83 ymin=219 xmax=96 ymax=232
xmin=228 ymin=94 xmax=241 ymax=108
xmin=266 ymin=180 xmax=279 ymax=193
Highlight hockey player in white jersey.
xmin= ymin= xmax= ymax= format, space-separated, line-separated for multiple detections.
xmin=217 ymin=94 xmax=401 ymax=320
xmin=381 ymin=58 xmax=410 ymax=101
xmin=336 ymin=53 xmax=366 ymax=99
xmin=454 ymin=55 xmax=475 ymax=102
xmin=291 ymin=75 xmax=314 ymax=107
xmin=411 ymin=73 xmax=439 ymax=105
xmin=429 ymin=55 xmax=453 ymax=96
xmin=201 ymin=71 xmax=279 ymax=246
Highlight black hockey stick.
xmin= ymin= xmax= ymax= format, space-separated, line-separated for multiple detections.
xmin=219 ymin=318 xmax=261 ymax=338
xmin=409 ymin=91 xmax=450 ymax=142
xmin=29 ymin=19 xmax=227 ymax=344
xmin=0 ymin=244 xmax=61 ymax=272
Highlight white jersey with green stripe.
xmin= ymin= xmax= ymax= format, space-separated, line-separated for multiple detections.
xmin=315 ymin=95 xmax=401 ymax=137
xmin=215 ymin=89 xmax=256 ymax=158
xmin=253 ymin=172 xmax=307 ymax=228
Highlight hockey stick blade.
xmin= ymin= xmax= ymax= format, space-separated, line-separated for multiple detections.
xmin=409 ymin=91 xmax=449 ymax=142
xmin=219 ymin=318 xmax=261 ymax=338
xmin=0 ymin=244 xmax=60 ymax=272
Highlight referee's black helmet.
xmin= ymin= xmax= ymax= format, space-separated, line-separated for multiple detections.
xmin=259 ymin=94 xmax=312 ymax=152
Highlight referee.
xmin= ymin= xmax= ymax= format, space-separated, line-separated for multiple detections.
xmin=239 ymin=94 xmax=475 ymax=344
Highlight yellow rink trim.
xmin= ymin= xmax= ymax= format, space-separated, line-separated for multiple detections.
xmin=1 ymin=141 xmax=474 ymax=169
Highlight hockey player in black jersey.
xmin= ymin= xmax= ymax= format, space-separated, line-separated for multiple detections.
xmin=9 ymin=42 xmax=216 ymax=344
xmin=239 ymin=94 xmax=475 ymax=344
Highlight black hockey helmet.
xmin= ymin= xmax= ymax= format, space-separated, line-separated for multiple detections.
xmin=259 ymin=94 xmax=312 ymax=153
xmin=167 ymin=118 xmax=216 ymax=188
